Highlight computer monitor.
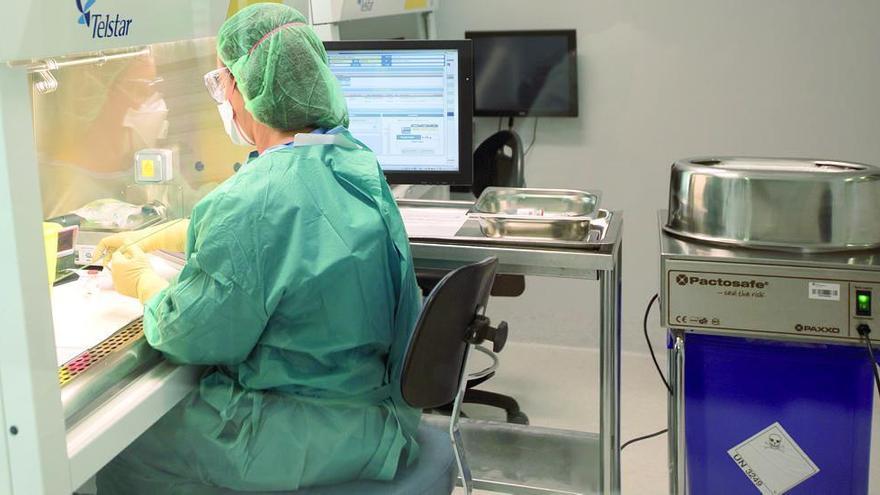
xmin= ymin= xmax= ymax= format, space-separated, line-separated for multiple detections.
xmin=466 ymin=30 xmax=578 ymax=117
xmin=324 ymin=40 xmax=474 ymax=186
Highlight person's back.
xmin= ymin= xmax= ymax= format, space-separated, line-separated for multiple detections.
xmin=236 ymin=143 xmax=412 ymax=401
xmin=95 ymin=4 xmax=422 ymax=493
xmin=146 ymin=133 xmax=422 ymax=490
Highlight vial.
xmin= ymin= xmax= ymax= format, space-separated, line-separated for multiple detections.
xmin=85 ymin=270 xmax=101 ymax=296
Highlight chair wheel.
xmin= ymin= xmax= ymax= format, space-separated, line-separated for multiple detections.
xmin=507 ymin=411 xmax=529 ymax=425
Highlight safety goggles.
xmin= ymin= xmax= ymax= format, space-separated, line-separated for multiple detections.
xmin=203 ymin=67 xmax=232 ymax=104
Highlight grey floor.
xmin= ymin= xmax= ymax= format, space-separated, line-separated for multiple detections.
xmin=453 ymin=342 xmax=669 ymax=495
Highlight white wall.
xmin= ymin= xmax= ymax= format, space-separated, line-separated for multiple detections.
xmin=428 ymin=0 xmax=880 ymax=353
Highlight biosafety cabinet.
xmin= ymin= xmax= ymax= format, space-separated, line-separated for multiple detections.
xmin=0 ymin=1 xmax=436 ymax=492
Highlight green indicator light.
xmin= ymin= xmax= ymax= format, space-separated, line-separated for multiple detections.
xmin=857 ymin=291 xmax=872 ymax=316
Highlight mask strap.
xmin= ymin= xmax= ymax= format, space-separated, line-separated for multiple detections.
xmin=248 ymin=22 xmax=306 ymax=56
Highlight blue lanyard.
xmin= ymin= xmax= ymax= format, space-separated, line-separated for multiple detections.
xmin=247 ymin=139 xmax=298 ymax=162
xmin=262 ymin=141 xmax=295 ymax=155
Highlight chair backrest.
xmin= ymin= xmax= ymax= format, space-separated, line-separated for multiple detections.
xmin=472 ymin=129 xmax=525 ymax=197
xmin=400 ymin=257 xmax=498 ymax=409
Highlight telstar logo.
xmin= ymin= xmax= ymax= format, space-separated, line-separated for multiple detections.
xmin=76 ymin=0 xmax=95 ymax=27
xmin=75 ymin=0 xmax=133 ymax=39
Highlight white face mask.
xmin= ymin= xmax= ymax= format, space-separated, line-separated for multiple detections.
xmin=217 ymin=99 xmax=254 ymax=146
xmin=123 ymin=93 xmax=169 ymax=149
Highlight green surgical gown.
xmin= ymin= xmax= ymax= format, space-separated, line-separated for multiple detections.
xmin=96 ymin=131 xmax=422 ymax=494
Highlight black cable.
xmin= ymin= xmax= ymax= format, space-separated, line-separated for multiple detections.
xmin=621 ymin=428 xmax=668 ymax=451
xmin=621 ymin=294 xmax=672 ymax=452
xmin=507 ymin=116 xmax=514 ymax=130
xmin=523 ymin=117 xmax=539 ymax=157
xmin=866 ymin=341 xmax=880 ymax=397
xmin=644 ymin=293 xmax=671 ymax=394
xmin=497 ymin=117 xmax=502 ymax=132
xmin=857 ymin=325 xmax=880 ymax=397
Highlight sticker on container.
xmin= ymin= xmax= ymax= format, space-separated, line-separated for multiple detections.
xmin=76 ymin=245 xmax=96 ymax=266
xmin=727 ymin=422 xmax=819 ymax=495
xmin=808 ymin=282 xmax=840 ymax=301
xmin=514 ymin=208 xmax=545 ymax=216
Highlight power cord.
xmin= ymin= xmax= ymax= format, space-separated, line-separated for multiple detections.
xmin=857 ymin=324 xmax=880 ymax=398
xmin=621 ymin=293 xmax=670 ymax=451
xmin=645 ymin=294 xmax=671 ymax=394
xmin=523 ymin=118 xmax=539 ymax=157
xmin=621 ymin=428 xmax=669 ymax=450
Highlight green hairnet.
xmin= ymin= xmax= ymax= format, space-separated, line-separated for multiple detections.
xmin=217 ymin=4 xmax=349 ymax=131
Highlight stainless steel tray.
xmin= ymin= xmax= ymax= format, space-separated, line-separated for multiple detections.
xmin=666 ymin=157 xmax=880 ymax=252
xmin=398 ymin=199 xmax=616 ymax=250
xmin=470 ymin=187 xmax=602 ymax=241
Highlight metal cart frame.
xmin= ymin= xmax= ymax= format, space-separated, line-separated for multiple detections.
xmin=407 ymin=199 xmax=624 ymax=494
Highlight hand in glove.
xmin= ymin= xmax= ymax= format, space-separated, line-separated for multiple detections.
xmin=111 ymin=245 xmax=169 ymax=304
xmin=93 ymin=218 xmax=189 ymax=264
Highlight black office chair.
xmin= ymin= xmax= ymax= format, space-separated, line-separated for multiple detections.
xmin=286 ymin=258 xmax=508 ymax=495
xmin=416 ymin=270 xmax=528 ymax=425
xmin=402 ymin=257 xmax=508 ymax=494
xmin=472 ymin=128 xmax=526 ymax=196
xmin=421 ymin=129 xmax=530 ymax=425
xmin=453 ymin=128 xmax=526 ymax=196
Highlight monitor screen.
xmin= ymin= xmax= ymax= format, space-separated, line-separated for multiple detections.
xmin=466 ymin=30 xmax=578 ymax=117
xmin=325 ymin=40 xmax=473 ymax=185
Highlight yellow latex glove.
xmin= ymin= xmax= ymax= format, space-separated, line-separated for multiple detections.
xmin=110 ymin=246 xmax=169 ymax=303
xmin=93 ymin=218 xmax=189 ymax=264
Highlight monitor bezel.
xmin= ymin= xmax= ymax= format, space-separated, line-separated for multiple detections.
xmin=324 ymin=39 xmax=474 ymax=186
xmin=465 ymin=29 xmax=579 ymax=118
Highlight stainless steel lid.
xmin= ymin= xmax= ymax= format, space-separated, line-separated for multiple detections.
xmin=665 ymin=157 xmax=880 ymax=252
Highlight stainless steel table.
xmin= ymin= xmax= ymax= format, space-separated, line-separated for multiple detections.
xmin=407 ymin=200 xmax=624 ymax=495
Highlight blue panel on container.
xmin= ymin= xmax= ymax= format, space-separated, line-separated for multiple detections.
xmin=684 ymin=333 xmax=874 ymax=495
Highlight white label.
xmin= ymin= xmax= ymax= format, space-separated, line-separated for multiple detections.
xmin=727 ymin=422 xmax=819 ymax=495
xmin=514 ymin=208 xmax=545 ymax=216
xmin=808 ymin=282 xmax=840 ymax=301
xmin=75 ymin=245 xmax=96 ymax=266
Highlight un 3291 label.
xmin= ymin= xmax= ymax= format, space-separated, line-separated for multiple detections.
xmin=808 ymin=282 xmax=840 ymax=301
